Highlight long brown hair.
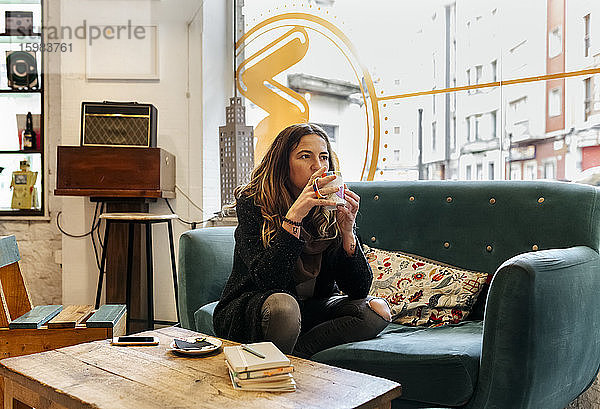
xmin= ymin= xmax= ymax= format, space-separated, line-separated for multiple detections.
xmin=234 ymin=123 xmax=339 ymax=247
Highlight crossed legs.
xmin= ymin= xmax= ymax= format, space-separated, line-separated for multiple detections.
xmin=260 ymin=292 xmax=391 ymax=357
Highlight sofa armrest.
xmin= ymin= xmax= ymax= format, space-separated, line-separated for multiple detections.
xmin=178 ymin=227 xmax=235 ymax=330
xmin=467 ymin=246 xmax=600 ymax=409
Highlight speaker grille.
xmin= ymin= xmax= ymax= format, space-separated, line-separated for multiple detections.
xmin=84 ymin=115 xmax=150 ymax=146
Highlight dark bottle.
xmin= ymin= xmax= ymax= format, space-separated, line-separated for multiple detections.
xmin=22 ymin=112 xmax=36 ymax=151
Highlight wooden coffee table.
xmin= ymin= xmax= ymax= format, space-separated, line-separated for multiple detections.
xmin=0 ymin=326 xmax=401 ymax=409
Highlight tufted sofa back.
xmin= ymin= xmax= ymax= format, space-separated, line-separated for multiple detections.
xmin=178 ymin=180 xmax=600 ymax=328
xmin=348 ymin=180 xmax=600 ymax=273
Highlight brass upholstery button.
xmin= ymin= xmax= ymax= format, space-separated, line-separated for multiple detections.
xmin=371 ymin=236 xmax=376 ymax=242
xmin=446 ymin=197 xmax=453 ymax=203
xmin=486 ymin=245 xmax=493 ymax=252
xmin=374 ymin=195 xmax=379 ymax=201
xmin=538 ymin=197 xmax=545 ymax=204
xmin=409 ymin=196 xmax=415 ymax=202
xmin=489 ymin=198 xmax=496 ymax=204
xmin=444 ymin=242 xmax=450 ymax=248
xmin=532 ymin=245 xmax=539 ymax=251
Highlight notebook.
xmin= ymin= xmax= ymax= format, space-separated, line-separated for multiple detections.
xmin=225 ymin=359 xmax=294 ymax=380
xmin=223 ymin=342 xmax=290 ymax=373
xmin=227 ymin=366 xmax=296 ymax=392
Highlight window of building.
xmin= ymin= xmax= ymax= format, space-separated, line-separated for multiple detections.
xmin=432 ymin=93 xmax=436 ymax=115
xmin=432 ymin=122 xmax=437 ymax=151
xmin=509 ymin=39 xmax=528 ymax=73
xmin=314 ymin=123 xmax=338 ymax=143
xmin=394 ymin=149 xmax=400 ymax=162
xmin=394 ymin=126 xmax=401 ymax=134
xmin=475 ymin=65 xmax=483 ymax=85
xmin=466 ymin=165 xmax=472 ymax=180
xmin=510 ymin=163 xmax=522 ymax=180
xmin=549 ymin=26 xmax=563 ymax=58
xmin=584 ymin=77 xmax=592 ymax=121
xmin=510 ymin=96 xmax=528 ymax=123
xmin=524 ymin=161 xmax=537 ymax=180
xmin=584 ymin=14 xmax=591 ymax=58
xmin=467 ymin=116 xmax=472 ymax=142
xmin=466 ymin=68 xmax=471 ymax=87
xmin=543 ymin=161 xmax=556 ymax=179
xmin=491 ymin=60 xmax=497 ymax=82
xmin=549 ymin=88 xmax=562 ymax=117
xmin=475 ymin=114 xmax=481 ymax=139
xmin=476 ymin=163 xmax=483 ymax=180
xmin=488 ymin=162 xmax=495 ymax=180
xmin=451 ymin=115 xmax=456 ymax=151
xmin=491 ymin=110 xmax=497 ymax=138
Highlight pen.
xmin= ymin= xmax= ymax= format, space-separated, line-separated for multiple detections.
xmin=241 ymin=344 xmax=265 ymax=359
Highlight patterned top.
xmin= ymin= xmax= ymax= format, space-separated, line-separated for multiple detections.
xmin=213 ymin=195 xmax=372 ymax=343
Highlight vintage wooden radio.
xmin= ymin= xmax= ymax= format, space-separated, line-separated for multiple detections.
xmin=55 ymin=146 xmax=175 ymax=198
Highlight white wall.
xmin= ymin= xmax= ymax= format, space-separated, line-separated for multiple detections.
xmin=60 ymin=0 xmax=231 ymax=322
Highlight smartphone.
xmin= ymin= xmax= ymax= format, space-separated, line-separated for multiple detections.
xmin=173 ymin=338 xmax=214 ymax=350
xmin=111 ymin=336 xmax=159 ymax=346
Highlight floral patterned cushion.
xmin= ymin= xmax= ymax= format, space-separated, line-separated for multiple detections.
xmin=364 ymin=244 xmax=491 ymax=327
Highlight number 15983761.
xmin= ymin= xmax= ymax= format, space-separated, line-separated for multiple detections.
xmin=20 ymin=43 xmax=73 ymax=53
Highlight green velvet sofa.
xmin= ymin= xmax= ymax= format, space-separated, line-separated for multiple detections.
xmin=178 ymin=181 xmax=600 ymax=408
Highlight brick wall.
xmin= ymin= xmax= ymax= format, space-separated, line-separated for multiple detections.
xmin=0 ymin=217 xmax=61 ymax=305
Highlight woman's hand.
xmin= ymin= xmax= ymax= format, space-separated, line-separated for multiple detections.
xmin=285 ymin=166 xmax=338 ymax=223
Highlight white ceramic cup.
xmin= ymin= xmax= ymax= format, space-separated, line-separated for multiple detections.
xmin=322 ymin=171 xmax=345 ymax=210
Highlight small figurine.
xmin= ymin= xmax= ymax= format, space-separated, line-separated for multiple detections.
xmin=10 ymin=160 xmax=38 ymax=209
xmin=22 ymin=112 xmax=37 ymax=150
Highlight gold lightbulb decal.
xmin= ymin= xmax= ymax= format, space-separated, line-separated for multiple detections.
xmin=236 ymin=9 xmax=382 ymax=180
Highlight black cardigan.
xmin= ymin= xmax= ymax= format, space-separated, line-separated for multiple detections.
xmin=213 ymin=195 xmax=373 ymax=343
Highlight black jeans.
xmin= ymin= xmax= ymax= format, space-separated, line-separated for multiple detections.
xmin=260 ymin=293 xmax=389 ymax=358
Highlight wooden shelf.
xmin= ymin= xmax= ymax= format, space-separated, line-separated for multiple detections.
xmin=0 ymin=209 xmax=43 ymax=216
xmin=0 ymin=0 xmax=41 ymax=4
xmin=0 ymin=33 xmax=41 ymax=37
xmin=0 ymin=35 xmax=42 ymax=44
xmin=0 ymin=150 xmax=42 ymax=154
xmin=0 ymin=89 xmax=42 ymax=94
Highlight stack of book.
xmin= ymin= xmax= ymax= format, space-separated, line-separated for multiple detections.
xmin=223 ymin=342 xmax=296 ymax=392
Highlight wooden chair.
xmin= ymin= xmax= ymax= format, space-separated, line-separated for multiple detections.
xmin=0 ymin=235 xmax=126 ymax=408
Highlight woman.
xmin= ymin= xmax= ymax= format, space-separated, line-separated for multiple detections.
xmin=213 ymin=123 xmax=391 ymax=358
